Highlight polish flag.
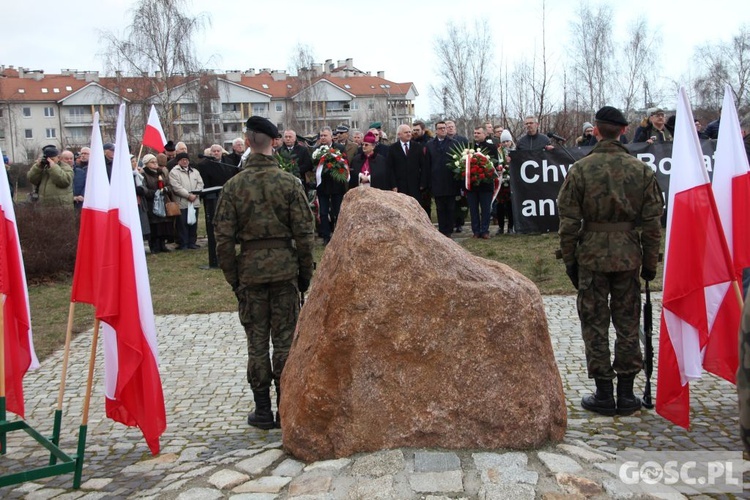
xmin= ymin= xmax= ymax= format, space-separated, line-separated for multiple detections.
xmin=0 ymin=146 xmax=39 ymax=419
xmin=656 ymin=87 xmax=741 ymax=429
xmin=142 ymin=105 xmax=167 ymax=152
xmin=97 ymin=104 xmax=166 ymax=454
xmin=712 ymin=84 xmax=750 ymax=282
xmin=71 ymin=112 xmax=110 ymax=305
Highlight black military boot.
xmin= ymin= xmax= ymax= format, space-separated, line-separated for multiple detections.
xmin=616 ymin=374 xmax=642 ymax=416
xmin=581 ymin=379 xmax=616 ymax=416
xmin=247 ymin=389 xmax=275 ymax=430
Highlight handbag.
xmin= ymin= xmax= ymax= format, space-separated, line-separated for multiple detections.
xmin=187 ymin=203 xmax=196 ymax=225
xmin=165 ymin=201 xmax=181 ymax=217
xmin=152 ymin=190 xmax=166 ymax=217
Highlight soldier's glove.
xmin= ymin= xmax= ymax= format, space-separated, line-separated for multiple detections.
xmin=298 ymin=276 xmax=310 ymax=293
xmin=565 ymin=263 xmax=579 ymax=290
xmin=640 ymin=267 xmax=656 ymax=282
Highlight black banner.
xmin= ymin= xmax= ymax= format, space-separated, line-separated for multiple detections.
xmin=509 ymin=141 xmax=718 ymax=234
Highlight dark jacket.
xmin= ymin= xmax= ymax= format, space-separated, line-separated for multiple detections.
xmin=425 ymin=136 xmax=459 ymax=197
xmin=516 ymin=133 xmax=551 ymax=151
xmin=386 ymin=140 xmax=426 ymax=200
xmin=349 ymin=151 xmax=395 ymax=190
xmin=195 ymin=158 xmax=239 ymax=189
xmin=142 ymin=166 xmax=174 ymax=224
xmin=223 ymin=151 xmax=244 ymax=168
xmin=633 ymin=120 xmax=672 ymax=143
xmin=73 ymin=162 xmax=87 ymax=209
xmin=305 ymin=143 xmax=349 ymax=196
xmin=705 ymin=119 xmax=720 ymax=140
xmin=279 ymin=143 xmax=313 ymax=186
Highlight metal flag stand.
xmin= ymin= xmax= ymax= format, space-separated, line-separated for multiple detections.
xmin=0 ymin=301 xmax=98 ymax=489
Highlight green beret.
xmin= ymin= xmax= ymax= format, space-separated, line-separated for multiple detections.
xmin=594 ymin=106 xmax=628 ymax=126
xmin=369 ymin=121 xmax=382 ymax=129
xmin=245 ymin=116 xmax=279 ymax=138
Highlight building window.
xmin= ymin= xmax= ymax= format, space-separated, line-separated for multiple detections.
xmin=22 ymin=107 xmax=31 ymax=117
xmin=252 ymin=104 xmax=267 ymax=115
xmin=277 ymin=123 xmax=283 ymax=130
xmin=0 ymin=108 xmax=4 ymax=118
xmin=0 ymin=128 xmax=5 ymax=139
xmin=275 ymin=103 xmax=283 ymax=112
xmin=69 ymin=106 xmax=86 ymax=116
xmin=44 ymin=107 xmax=55 ymax=117
xmin=368 ymin=101 xmax=375 ymax=111
xmin=223 ymin=123 xmax=239 ymax=133
xmin=222 ymin=103 xmax=240 ymax=112
xmin=351 ymin=101 xmax=359 ymax=110
xmin=46 ymin=128 xmax=56 ymax=138
xmin=24 ymin=129 xmax=33 ymax=139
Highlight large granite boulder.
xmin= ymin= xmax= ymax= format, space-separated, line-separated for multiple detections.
xmin=281 ymin=188 xmax=566 ymax=461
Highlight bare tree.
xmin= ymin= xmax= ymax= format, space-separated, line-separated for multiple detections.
xmin=569 ymin=3 xmax=614 ymax=112
xmin=619 ymin=17 xmax=661 ymax=114
xmin=693 ymin=25 xmax=750 ymax=110
xmin=100 ymin=0 xmax=211 ymax=139
xmin=430 ymin=19 xmax=497 ymax=135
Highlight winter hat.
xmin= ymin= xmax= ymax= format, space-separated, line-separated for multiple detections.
xmin=175 ymin=152 xmax=190 ymax=162
xmin=142 ymin=154 xmax=157 ymax=165
xmin=582 ymin=122 xmax=594 ymax=133
xmin=363 ymin=131 xmax=377 ymax=144
xmin=499 ymin=130 xmax=512 ymax=142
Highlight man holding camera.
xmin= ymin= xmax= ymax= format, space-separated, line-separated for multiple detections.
xmin=27 ymin=145 xmax=73 ymax=207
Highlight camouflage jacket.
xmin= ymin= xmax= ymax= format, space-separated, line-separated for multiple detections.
xmin=213 ymin=153 xmax=314 ymax=287
xmin=557 ymin=139 xmax=663 ymax=272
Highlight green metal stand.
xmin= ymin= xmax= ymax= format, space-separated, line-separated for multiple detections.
xmin=0 ymin=398 xmax=84 ymax=488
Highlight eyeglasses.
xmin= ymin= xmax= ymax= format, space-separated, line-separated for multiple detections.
xmin=436 ymin=126 xmax=447 ymax=130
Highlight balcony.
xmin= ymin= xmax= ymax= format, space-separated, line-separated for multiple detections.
xmin=174 ymin=112 xmax=200 ymax=123
xmin=64 ymin=114 xmax=94 ymax=125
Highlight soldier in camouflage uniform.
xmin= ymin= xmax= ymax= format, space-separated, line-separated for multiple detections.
xmin=214 ymin=116 xmax=314 ymax=430
xmin=557 ymin=106 xmax=663 ymax=417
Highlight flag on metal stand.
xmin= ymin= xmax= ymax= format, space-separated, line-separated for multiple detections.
xmin=656 ymin=87 xmax=741 ymax=429
xmin=97 ymin=104 xmax=166 ymax=455
xmin=0 ymin=145 xmax=39 ymax=421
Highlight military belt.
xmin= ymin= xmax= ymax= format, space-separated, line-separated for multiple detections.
xmin=241 ymin=238 xmax=294 ymax=251
xmin=582 ymin=221 xmax=636 ymax=232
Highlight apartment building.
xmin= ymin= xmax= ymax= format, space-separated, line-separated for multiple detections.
xmin=0 ymin=59 xmax=418 ymax=162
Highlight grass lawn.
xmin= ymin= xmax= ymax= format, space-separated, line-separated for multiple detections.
xmin=27 ymin=230 xmax=663 ymax=362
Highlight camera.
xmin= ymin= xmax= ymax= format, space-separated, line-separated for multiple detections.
xmin=40 ymin=153 xmax=50 ymax=168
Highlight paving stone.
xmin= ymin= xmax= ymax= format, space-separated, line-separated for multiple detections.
xmin=594 ymin=462 xmax=620 ymax=476
xmin=55 ymin=492 xmax=86 ymax=500
xmin=287 ymin=474 xmax=333 ymax=496
xmin=347 ymin=475 xmax=395 ymax=499
xmin=229 ymin=494 xmax=278 ymax=500
xmin=304 ymin=457 xmax=351 ymax=471
xmin=26 ymin=488 xmax=68 ymax=500
xmin=237 ymin=449 xmax=285 ymax=475
xmin=79 ymin=477 xmax=113 ymax=490
xmin=409 ymin=471 xmax=463 ymax=493
xmin=351 ymin=449 xmax=405 ymax=477
xmin=473 ymin=451 xmax=528 ymax=470
xmin=602 ymin=479 xmax=637 ymax=499
xmin=414 ymin=451 xmax=461 ymax=472
xmin=479 ymin=482 xmax=536 ymax=499
xmin=538 ymin=451 xmax=583 ymax=474
xmin=233 ymin=476 xmax=291 ymax=493
xmin=556 ymin=443 xmax=608 ymax=463
xmin=208 ymin=469 xmax=250 ymax=489
xmin=175 ymin=488 xmax=223 ymax=500
xmin=271 ymin=458 xmax=306 ymax=477
xmin=555 ymin=473 xmax=604 ymax=496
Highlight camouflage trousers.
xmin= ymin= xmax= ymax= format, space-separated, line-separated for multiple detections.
xmin=237 ymin=279 xmax=300 ymax=391
xmin=576 ymin=267 xmax=643 ymax=380
xmin=738 ymin=286 xmax=750 ymax=453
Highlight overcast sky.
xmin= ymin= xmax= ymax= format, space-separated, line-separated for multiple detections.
xmin=1 ymin=0 xmax=746 ymax=117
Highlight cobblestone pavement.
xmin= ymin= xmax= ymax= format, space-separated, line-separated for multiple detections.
xmin=2 ymin=295 xmax=747 ymax=499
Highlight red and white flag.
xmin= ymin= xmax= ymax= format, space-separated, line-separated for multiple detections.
xmin=71 ymin=112 xmax=110 ymax=305
xmin=142 ymin=105 xmax=167 ymax=152
xmin=97 ymin=104 xmax=166 ymax=454
xmin=713 ymin=84 xmax=750 ymax=282
xmin=656 ymin=87 xmax=740 ymax=428
xmin=0 ymin=146 xmax=39 ymax=419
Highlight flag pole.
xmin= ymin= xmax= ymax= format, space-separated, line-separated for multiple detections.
xmin=73 ymin=318 xmax=100 ymax=488
xmin=49 ymin=302 xmax=76 ymax=465
xmin=1 ymin=293 xmax=6 ymax=454
xmin=136 ymin=145 xmax=144 ymax=165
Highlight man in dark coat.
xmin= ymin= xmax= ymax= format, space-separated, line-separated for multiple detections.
xmin=281 ymin=129 xmax=313 ymax=186
xmin=387 ymin=124 xmax=426 ymax=204
xmin=425 ymin=121 xmax=459 ymax=237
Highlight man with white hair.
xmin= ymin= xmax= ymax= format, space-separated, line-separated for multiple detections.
xmin=167 ymin=141 xmax=189 ymax=170
xmin=386 ymin=124 xmax=425 ymax=203
xmin=224 ymin=137 xmax=246 ymax=167
xmin=281 ymin=129 xmax=312 ymax=185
